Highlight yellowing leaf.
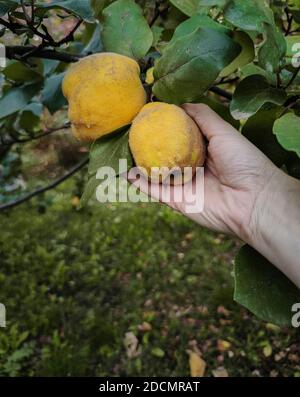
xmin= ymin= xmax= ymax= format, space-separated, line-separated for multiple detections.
xmin=124 ymin=332 xmax=142 ymax=358
xmin=263 ymin=344 xmax=272 ymax=358
xmin=188 ymin=350 xmax=206 ymax=377
xmin=145 ymin=67 xmax=154 ymax=85
xmin=212 ymin=366 xmax=229 ymax=377
xmin=217 ymin=339 xmax=231 ymax=352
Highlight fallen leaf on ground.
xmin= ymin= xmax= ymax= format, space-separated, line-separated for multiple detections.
xmin=124 ymin=332 xmax=142 ymax=358
xmin=212 ymin=366 xmax=229 ymax=377
xmin=217 ymin=339 xmax=231 ymax=352
xmin=187 ymin=350 xmax=206 ymax=377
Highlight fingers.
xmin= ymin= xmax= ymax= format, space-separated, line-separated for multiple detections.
xmin=182 ymin=103 xmax=239 ymax=140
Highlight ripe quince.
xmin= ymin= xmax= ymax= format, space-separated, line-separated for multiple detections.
xmin=129 ymin=102 xmax=206 ymax=184
xmin=62 ymin=53 xmax=147 ymax=141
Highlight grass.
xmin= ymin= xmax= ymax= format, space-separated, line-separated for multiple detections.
xmin=0 ymin=179 xmax=299 ymax=377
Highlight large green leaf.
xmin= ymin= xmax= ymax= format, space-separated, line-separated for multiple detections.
xmin=224 ymin=0 xmax=273 ymax=32
xmin=0 ymin=0 xmax=18 ymax=17
xmin=225 ymin=0 xmax=285 ymax=75
xmin=273 ymin=113 xmax=300 ymax=157
xmin=153 ymin=27 xmax=240 ymax=104
xmin=41 ymin=72 xmax=67 ymax=114
xmin=242 ymin=107 xmax=289 ymax=167
xmin=102 ymin=0 xmax=153 ymax=59
xmin=230 ymin=75 xmax=286 ymax=120
xmin=234 ymin=245 xmax=300 ymax=326
xmin=0 ymin=82 xmax=42 ymax=119
xmin=35 ymin=0 xmax=95 ymax=22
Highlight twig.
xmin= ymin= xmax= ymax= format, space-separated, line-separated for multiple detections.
xmin=209 ymin=86 xmax=233 ymax=100
xmin=150 ymin=2 xmax=161 ymax=27
xmin=21 ymin=0 xmax=32 ymax=25
xmin=284 ymin=7 xmax=293 ymax=36
xmin=286 ymin=65 xmax=300 ymax=89
xmin=0 ymin=157 xmax=89 ymax=211
xmin=1 ymin=124 xmax=71 ymax=146
xmin=56 ymin=19 xmax=82 ymax=46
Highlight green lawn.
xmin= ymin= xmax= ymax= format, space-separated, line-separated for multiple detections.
xmin=0 ymin=181 xmax=299 ymax=377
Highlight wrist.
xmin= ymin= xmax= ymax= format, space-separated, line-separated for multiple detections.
xmin=246 ymin=167 xmax=287 ymax=247
xmin=245 ymin=168 xmax=300 ymax=286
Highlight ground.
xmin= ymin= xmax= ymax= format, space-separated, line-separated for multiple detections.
xmin=0 ymin=179 xmax=299 ymax=377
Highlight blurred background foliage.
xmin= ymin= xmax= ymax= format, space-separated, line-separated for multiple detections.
xmin=1 ymin=189 xmax=300 ymax=377
xmin=0 ymin=0 xmax=300 ymax=377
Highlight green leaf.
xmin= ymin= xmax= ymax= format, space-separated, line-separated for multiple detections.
xmin=234 ymin=245 xmax=300 ymax=326
xmin=41 ymin=72 xmax=67 ymax=114
xmin=224 ymin=0 xmax=273 ymax=32
xmin=88 ymin=129 xmax=133 ymax=175
xmin=230 ymin=75 xmax=286 ymax=120
xmin=200 ymin=97 xmax=239 ymax=129
xmin=273 ymin=113 xmax=300 ymax=157
xmin=42 ymin=59 xmax=60 ymax=77
xmin=35 ymin=0 xmax=95 ymax=22
xmin=81 ymin=129 xmax=133 ymax=207
xmin=102 ymin=0 xmax=153 ymax=59
xmin=0 ymin=0 xmax=18 ymax=17
xmin=19 ymin=102 xmax=43 ymax=132
xmin=242 ymin=107 xmax=289 ymax=166
xmin=220 ymin=31 xmax=254 ymax=77
xmin=171 ymin=14 xmax=230 ymax=45
xmin=0 ymin=82 xmax=42 ymax=119
xmin=241 ymin=63 xmax=276 ymax=85
xmin=80 ymin=175 xmax=100 ymax=208
xmin=151 ymin=347 xmax=165 ymax=358
xmin=169 ymin=0 xmax=211 ymax=17
xmin=152 ymin=26 xmax=164 ymax=48
xmin=2 ymin=60 xmax=43 ymax=83
xmin=153 ymin=27 xmax=240 ymax=104
xmin=82 ymin=23 xmax=103 ymax=55
xmin=258 ymin=24 xmax=286 ymax=73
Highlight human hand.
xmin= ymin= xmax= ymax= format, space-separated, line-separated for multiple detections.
xmin=128 ymin=103 xmax=279 ymax=242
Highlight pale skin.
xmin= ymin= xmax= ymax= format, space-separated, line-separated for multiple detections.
xmin=128 ymin=104 xmax=300 ymax=288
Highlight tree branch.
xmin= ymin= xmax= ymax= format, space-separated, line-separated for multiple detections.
xmin=0 ymin=157 xmax=89 ymax=211
xmin=209 ymin=86 xmax=233 ymax=100
xmin=286 ymin=65 xmax=300 ymax=89
xmin=6 ymin=45 xmax=81 ymax=62
xmin=284 ymin=7 xmax=293 ymax=36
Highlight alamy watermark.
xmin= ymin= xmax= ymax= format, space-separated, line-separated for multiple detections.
xmin=93 ymin=160 xmax=205 ymax=214
xmin=0 ymin=303 xmax=6 ymax=328
xmin=0 ymin=43 xmax=6 ymax=69
xmin=292 ymin=42 xmax=300 ymax=68
xmin=291 ymin=303 xmax=300 ymax=328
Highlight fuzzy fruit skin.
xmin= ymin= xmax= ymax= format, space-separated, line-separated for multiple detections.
xmin=62 ymin=53 xmax=147 ymax=141
xmin=129 ymin=102 xmax=206 ymax=184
